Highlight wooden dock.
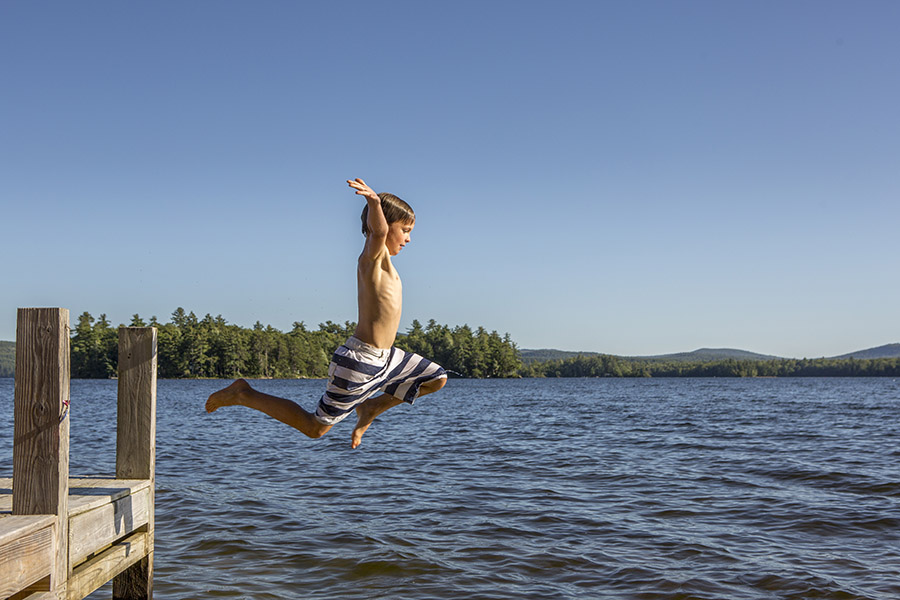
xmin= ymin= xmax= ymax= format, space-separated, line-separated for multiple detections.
xmin=1 ymin=308 xmax=156 ymax=600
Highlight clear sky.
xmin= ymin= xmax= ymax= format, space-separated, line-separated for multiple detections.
xmin=2 ymin=1 xmax=898 ymax=358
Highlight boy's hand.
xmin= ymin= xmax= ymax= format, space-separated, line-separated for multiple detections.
xmin=348 ymin=178 xmax=379 ymax=203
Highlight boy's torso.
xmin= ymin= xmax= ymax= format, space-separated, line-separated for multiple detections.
xmin=355 ymin=251 xmax=403 ymax=350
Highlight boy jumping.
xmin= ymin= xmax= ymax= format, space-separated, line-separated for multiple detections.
xmin=206 ymin=178 xmax=448 ymax=448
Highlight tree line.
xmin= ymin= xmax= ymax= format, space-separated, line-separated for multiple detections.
xmin=4 ymin=312 xmax=897 ymax=379
xmin=520 ymin=353 xmax=900 ymax=378
xmin=0 ymin=341 xmax=13 ymax=378
xmin=68 ymin=309 xmax=522 ymax=379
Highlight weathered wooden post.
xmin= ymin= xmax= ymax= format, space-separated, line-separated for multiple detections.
xmin=112 ymin=327 xmax=157 ymax=600
xmin=12 ymin=307 xmax=71 ymax=599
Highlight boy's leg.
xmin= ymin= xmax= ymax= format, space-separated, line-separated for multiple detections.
xmin=206 ymin=379 xmax=332 ymax=438
xmin=351 ymin=377 xmax=446 ymax=449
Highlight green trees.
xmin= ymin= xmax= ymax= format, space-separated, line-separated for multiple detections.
xmin=523 ymin=354 xmax=900 ymax=378
xmin=146 ymin=310 xmax=355 ymax=379
xmin=0 ymin=341 xmax=15 ymax=377
xmin=396 ymin=320 xmax=522 ymax=378
xmin=66 ymin=310 xmax=521 ymax=379
xmin=71 ymin=312 xmax=117 ymax=378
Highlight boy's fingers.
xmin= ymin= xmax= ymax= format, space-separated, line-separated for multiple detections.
xmin=348 ymin=178 xmax=376 ymax=197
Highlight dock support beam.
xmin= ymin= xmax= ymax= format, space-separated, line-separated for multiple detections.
xmin=13 ymin=307 xmax=71 ymax=600
xmin=113 ymin=327 xmax=157 ymax=600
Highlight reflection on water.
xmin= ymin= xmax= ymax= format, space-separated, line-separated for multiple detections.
xmin=1 ymin=377 xmax=898 ymax=599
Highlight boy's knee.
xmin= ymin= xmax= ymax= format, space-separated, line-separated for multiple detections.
xmin=309 ymin=422 xmax=332 ymax=439
xmin=421 ymin=377 xmax=447 ymax=395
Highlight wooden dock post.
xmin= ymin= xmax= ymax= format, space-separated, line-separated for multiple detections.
xmin=112 ymin=328 xmax=157 ymax=600
xmin=12 ymin=307 xmax=71 ymax=599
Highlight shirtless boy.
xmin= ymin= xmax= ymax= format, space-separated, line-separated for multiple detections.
xmin=206 ymin=178 xmax=447 ymax=448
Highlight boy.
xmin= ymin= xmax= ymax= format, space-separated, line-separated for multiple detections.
xmin=206 ymin=178 xmax=448 ymax=448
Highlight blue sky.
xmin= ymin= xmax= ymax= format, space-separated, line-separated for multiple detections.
xmin=2 ymin=1 xmax=898 ymax=358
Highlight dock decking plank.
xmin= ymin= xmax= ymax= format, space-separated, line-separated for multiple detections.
xmin=0 ymin=514 xmax=56 ymax=546
xmin=67 ymin=479 xmax=151 ymax=517
xmin=0 ymin=516 xmax=56 ymax=599
xmin=67 ymin=531 xmax=150 ymax=600
xmin=1 ymin=478 xmax=151 ymax=518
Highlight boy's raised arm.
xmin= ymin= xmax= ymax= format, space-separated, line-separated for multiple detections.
xmin=348 ymin=178 xmax=389 ymax=254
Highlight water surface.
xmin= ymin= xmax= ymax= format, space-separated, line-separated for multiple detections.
xmin=1 ymin=377 xmax=898 ymax=599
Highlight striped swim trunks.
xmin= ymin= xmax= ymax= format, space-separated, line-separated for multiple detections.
xmin=314 ymin=336 xmax=448 ymax=425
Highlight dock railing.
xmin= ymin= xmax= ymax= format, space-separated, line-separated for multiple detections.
xmin=2 ymin=308 xmax=157 ymax=600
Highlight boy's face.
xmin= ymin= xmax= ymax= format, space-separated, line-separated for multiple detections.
xmin=386 ymin=220 xmax=415 ymax=256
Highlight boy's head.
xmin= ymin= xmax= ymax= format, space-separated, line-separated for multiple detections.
xmin=361 ymin=192 xmax=415 ymax=236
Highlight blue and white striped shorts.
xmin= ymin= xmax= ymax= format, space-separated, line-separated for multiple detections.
xmin=314 ymin=336 xmax=448 ymax=425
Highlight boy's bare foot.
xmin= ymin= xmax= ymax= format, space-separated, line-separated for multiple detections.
xmin=351 ymin=394 xmax=405 ymax=448
xmin=351 ymin=403 xmax=377 ymax=449
xmin=206 ymin=379 xmax=251 ymax=412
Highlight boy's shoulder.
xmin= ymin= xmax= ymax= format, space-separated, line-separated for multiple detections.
xmin=360 ymin=234 xmax=391 ymax=263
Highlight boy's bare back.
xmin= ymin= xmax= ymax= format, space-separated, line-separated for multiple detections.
xmin=347 ymin=178 xmax=414 ymax=349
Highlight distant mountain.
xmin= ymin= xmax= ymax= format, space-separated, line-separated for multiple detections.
xmin=520 ymin=344 xmax=900 ymax=364
xmin=518 ymin=347 xmax=778 ymax=363
xmin=633 ymin=348 xmax=783 ymax=362
xmin=832 ymin=343 xmax=900 ymax=360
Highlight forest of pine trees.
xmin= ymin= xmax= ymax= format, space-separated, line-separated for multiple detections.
xmin=68 ymin=309 xmax=523 ymax=379
xmin=520 ymin=353 xmax=900 ymax=378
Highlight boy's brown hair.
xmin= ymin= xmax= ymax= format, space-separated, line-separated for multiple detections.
xmin=361 ymin=193 xmax=415 ymax=235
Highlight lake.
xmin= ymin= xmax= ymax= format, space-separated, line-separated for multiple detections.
xmin=1 ymin=377 xmax=898 ymax=599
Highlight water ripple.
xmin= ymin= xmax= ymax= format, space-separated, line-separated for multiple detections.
xmin=1 ymin=377 xmax=899 ymax=598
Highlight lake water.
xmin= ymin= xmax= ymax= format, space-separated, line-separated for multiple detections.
xmin=1 ymin=377 xmax=899 ymax=599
